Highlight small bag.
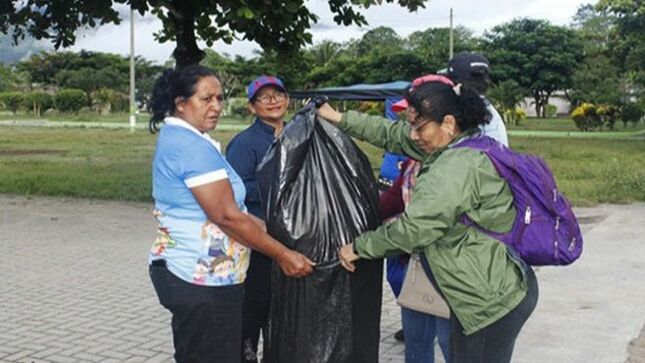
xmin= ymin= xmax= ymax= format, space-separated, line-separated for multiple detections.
xmin=397 ymin=253 xmax=450 ymax=319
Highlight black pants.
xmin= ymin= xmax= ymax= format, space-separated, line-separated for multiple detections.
xmin=450 ymin=267 xmax=539 ymax=363
xmin=240 ymin=251 xmax=272 ymax=363
xmin=149 ymin=261 xmax=244 ymax=363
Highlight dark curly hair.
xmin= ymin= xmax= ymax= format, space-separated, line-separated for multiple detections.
xmin=148 ymin=65 xmax=218 ymax=133
xmin=406 ymin=81 xmax=491 ymax=132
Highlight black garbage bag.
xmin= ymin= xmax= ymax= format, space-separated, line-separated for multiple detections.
xmin=257 ymin=103 xmax=383 ymax=363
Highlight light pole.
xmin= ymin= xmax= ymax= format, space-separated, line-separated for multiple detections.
xmin=449 ymin=8 xmax=454 ymax=60
xmin=129 ymin=4 xmax=136 ymax=130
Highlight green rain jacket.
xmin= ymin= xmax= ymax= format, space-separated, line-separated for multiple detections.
xmin=339 ymin=111 xmax=528 ymax=335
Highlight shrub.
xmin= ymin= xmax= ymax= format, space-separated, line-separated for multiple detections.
xmin=91 ymin=88 xmax=120 ymax=115
xmin=545 ymin=104 xmax=557 ymax=118
xmin=112 ymin=93 xmax=129 ymax=113
xmin=571 ymin=103 xmax=603 ymax=131
xmin=54 ymin=89 xmax=88 ymax=113
xmin=25 ymin=92 xmax=54 ymax=117
xmin=621 ymin=102 xmax=644 ymax=128
xmin=597 ymin=104 xmax=620 ymax=130
xmin=0 ymin=92 xmax=25 ymax=114
xmin=488 ymin=80 xmax=527 ymax=127
xmin=502 ymin=107 xmax=527 ymax=127
xmin=358 ymin=101 xmax=383 ymax=116
xmin=224 ymin=97 xmax=249 ymax=118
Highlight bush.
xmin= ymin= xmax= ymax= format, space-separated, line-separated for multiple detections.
xmin=571 ymin=103 xmax=623 ymax=131
xmin=224 ymin=97 xmax=249 ymax=118
xmin=25 ymin=92 xmax=54 ymax=117
xmin=545 ymin=104 xmax=557 ymax=118
xmin=502 ymin=107 xmax=527 ymax=127
xmin=358 ymin=101 xmax=383 ymax=116
xmin=571 ymin=103 xmax=603 ymax=131
xmin=597 ymin=104 xmax=620 ymax=130
xmin=91 ymin=88 xmax=122 ymax=115
xmin=488 ymin=80 xmax=527 ymax=127
xmin=112 ymin=93 xmax=129 ymax=113
xmin=621 ymin=102 xmax=644 ymax=128
xmin=0 ymin=92 xmax=25 ymax=114
xmin=54 ymin=89 xmax=88 ymax=113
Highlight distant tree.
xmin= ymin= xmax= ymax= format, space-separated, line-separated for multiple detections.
xmin=361 ymin=50 xmax=427 ymax=83
xmin=0 ymin=91 xmax=24 ymax=114
xmin=25 ymin=91 xmax=53 ymax=116
xmin=55 ymin=67 xmax=127 ymax=94
xmin=202 ymin=50 xmax=247 ymax=99
xmin=0 ymin=63 xmax=14 ymax=91
xmin=15 ymin=51 xmax=81 ymax=85
xmin=484 ymin=19 xmax=584 ymax=117
xmin=356 ymin=26 xmax=403 ymax=56
xmin=309 ymin=41 xmax=341 ymax=67
xmin=596 ymin=0 xmax=644 ymax=101
xmin=1 ymin=0 xmax=429 ymax=67
xmin=569 ymin=4 xmax=621 ymax=106
xmin=16 ymin=50 xmax=161 ymax=108
xmin=249 ymin=49 xmax=313 ymax=92
xmin=406 ymin=26 xmax=480 ymax=73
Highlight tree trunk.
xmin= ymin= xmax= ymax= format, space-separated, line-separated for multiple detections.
xmin=542 ymin=93 xmax=552 ymax=118
xmin=533 ymin=94 xmax=540 ymax=118
xmin=170 ymin=0 xmax=205 ymax=68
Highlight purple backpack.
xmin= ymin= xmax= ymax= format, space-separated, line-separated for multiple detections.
xmin=454 ymin=135 xmax=583 ymax=266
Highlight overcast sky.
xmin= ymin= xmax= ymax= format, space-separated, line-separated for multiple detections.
xmin=67 ymin=0 xmax=596 ymax=64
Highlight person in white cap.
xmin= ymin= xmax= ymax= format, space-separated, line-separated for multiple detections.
xmin=445 ymin=52 xmax=509 ymax=146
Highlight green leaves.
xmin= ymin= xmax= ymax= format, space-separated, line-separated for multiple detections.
xmin=484 ymin=18 xmax=583 ymax=117
xmin=236 ymin=6 xmax=255 ymax=19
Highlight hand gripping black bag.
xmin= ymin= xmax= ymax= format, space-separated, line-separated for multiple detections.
xmin=257 ymin=103 xmax=383 ymax=363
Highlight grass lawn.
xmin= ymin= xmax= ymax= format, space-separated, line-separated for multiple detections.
xmin=511 ymin=117 xmax=645 ymax=133
xmin=1 ymin=125 xmax=643 ymax=206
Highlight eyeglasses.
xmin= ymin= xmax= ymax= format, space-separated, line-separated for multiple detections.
xmin=406 ymin=108 xmax=430 ymax=131
xmin=254 ymin=92 xmax=286 ymax=105
xmin=409 ymin=118 xmax=430 ymax=131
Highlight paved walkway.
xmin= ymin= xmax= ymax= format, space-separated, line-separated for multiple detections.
xmin=1 ymin=195 xmax=644 ymax=362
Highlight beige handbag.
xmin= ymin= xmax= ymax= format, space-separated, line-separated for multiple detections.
xmin=397 ymin=254 xmax=451 ymax=319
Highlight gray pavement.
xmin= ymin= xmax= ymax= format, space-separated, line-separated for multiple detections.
xmin=1 ymin=195 xmax=644 ymax=363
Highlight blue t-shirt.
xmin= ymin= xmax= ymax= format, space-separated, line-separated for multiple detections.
xmin=226 ymin=117 xmax=277 ymax=220
xmin=149 ymin=116 xmax=250 ymax=286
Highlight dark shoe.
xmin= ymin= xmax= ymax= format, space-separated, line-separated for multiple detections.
xmin=394 ymin=329 xmax=404 ymax=342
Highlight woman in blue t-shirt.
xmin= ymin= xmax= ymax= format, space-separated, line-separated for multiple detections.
xmin=147 ymin=65 xmax=314 ymax=363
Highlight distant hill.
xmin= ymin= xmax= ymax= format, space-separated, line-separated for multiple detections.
xmin=0 ymin=33 xmax=50 ymax=65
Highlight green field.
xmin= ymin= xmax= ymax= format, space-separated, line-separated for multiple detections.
xmin=1 ymin=120 xmax=643 ymax=206
xmin=507 ymin=117 xmax=645 ymax=140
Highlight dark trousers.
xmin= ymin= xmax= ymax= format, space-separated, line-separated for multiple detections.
xmin=149 ymin=261 xmax=244 ymax=363
xmin=450 ymin=267 xmax=539 ymax=363
xmin=240 ymin=251 xmax=272 ymax=363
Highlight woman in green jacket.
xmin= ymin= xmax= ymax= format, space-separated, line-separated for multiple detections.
xmin=317 ymin=80 xmax=538 ymax=363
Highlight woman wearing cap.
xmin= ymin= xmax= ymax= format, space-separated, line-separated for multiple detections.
xmin=317 ymin=79 xmax=538 ymax=363
xmin=147 ymin=65 xmax=313 ymax=363
xmin=226 ymin=75 xmax=290 ymax=363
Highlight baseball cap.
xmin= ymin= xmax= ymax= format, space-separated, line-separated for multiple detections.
xmin=391 ymin=74 xmax=454 ymax=112
xmin=447 ymin=52 xmax=490 ymax=82
xmin=247 ymin=75 xmax=287 ymax=101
